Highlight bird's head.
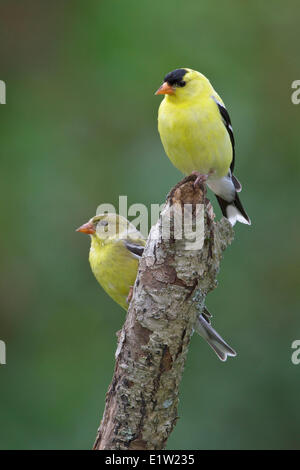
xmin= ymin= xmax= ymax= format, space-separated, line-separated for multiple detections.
xmin=76 ymin=213 xmax=141 ymax=243
xmin=155 ymin=68 xmax=210 ymax=102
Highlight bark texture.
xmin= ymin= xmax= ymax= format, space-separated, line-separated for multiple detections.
xmin=93 ymin=176 xmax=234 ymax=450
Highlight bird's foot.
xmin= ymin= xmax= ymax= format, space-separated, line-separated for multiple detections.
xmin=190 ymin=171 xmax=209 ymax=188
xmin=126 ymin=286 xmax=134 ymax=305
xmin=166 ymin=172 xmax=210 ymax=204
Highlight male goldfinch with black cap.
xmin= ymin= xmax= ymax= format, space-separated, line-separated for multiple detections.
xmin=156 ymin=68 xmax=250 ymax=226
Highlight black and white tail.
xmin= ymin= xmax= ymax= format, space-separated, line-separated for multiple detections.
xmin=195 ymin=310 xmax=237 ymax=362
xmin=216 ymin=192 xmax=250 ymax=226
xmin=207 ymin=172 xmax=251 ymax=226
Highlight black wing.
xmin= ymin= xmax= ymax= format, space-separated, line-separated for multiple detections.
xmin=202 ymin=307 xmax=212 ymax=325
xmin=124 ymin=241 xmax=145 ymax=259
xmin=212 ymin=96 xmax=235 ymax=172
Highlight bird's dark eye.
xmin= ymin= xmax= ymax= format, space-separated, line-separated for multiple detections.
xmin=99 ymin=220 xmax=109 ymax=232
xmin=178 ymin=80 xmax=186 ymax=87
xmin=100 ymin=220 xmax=108 ymax=227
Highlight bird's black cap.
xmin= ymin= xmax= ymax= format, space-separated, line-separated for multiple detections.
xmin=164 ymin=68 xmax=187 ymax=85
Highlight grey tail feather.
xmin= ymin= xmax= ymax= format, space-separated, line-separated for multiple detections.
xmin=195 ymin=314 xmax=237 ymax=362
xmin=216 ymin=192 xmax=251 ymax=226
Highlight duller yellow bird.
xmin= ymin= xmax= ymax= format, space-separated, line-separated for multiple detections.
xmin=77 ymin=212 xmax=236 ymax=361
xmin=156 ymin=68 xmax=251 ymax=226
xmin=77 ymin=213 xmax=145 ymax=309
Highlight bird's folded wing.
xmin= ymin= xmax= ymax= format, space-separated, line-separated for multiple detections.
xmin=211 ymin=95 xmax=235 ymax=172
xmin=124 ymin=240 xmax=145 ymax=259
xmin=202 ymin=306 xmax=212 ymax=324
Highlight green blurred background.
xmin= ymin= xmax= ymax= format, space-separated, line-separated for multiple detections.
xmin=1 ymin=0 xmax=299 ymax=450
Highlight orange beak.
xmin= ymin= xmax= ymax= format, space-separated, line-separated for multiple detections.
xmin=155 ymin=82 xmax=175 ymax=95
xmin=76 ymin=220 xmax=96 ymax=235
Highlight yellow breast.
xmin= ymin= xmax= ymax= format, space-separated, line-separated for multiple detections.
xmin=89 ymin=238 xmax=140 ymax=310
xmin=158 ymin=95 xmax=232 ymax=178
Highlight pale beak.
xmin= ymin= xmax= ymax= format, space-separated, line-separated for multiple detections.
xmin=155 ymin=82 xmax=175 ymax=95
xmin=76 ymin=220 xmax=96 ymax=234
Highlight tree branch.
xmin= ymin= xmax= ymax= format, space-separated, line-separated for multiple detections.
xmin=93 ymin=176 xmax=234 ymax=450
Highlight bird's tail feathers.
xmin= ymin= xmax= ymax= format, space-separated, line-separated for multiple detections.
xmin=216 ymin=193 xmax=251 ymax=226
xmin=195 ymin=313 xmax=237 ymax=362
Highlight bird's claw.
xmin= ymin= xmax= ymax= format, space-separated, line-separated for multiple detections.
xmin=191 ymin=171 xmax=208 ymax=188
xmin=126 ymin=286 xmax=134 ymax=305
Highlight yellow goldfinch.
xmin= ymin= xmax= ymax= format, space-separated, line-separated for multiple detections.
xmin=77 ymin=213 xmax=146 ymax=310
xmin=156 ymin=68 xmax=251 ymax=226
xmin=77 ymin=213 xmax=236 ymax=361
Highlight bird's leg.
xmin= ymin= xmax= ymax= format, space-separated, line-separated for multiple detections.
xmin=191 ymin=171 xmax=209 ymax=188
xmin=126 ymin=286 xmax=134 ymax=305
